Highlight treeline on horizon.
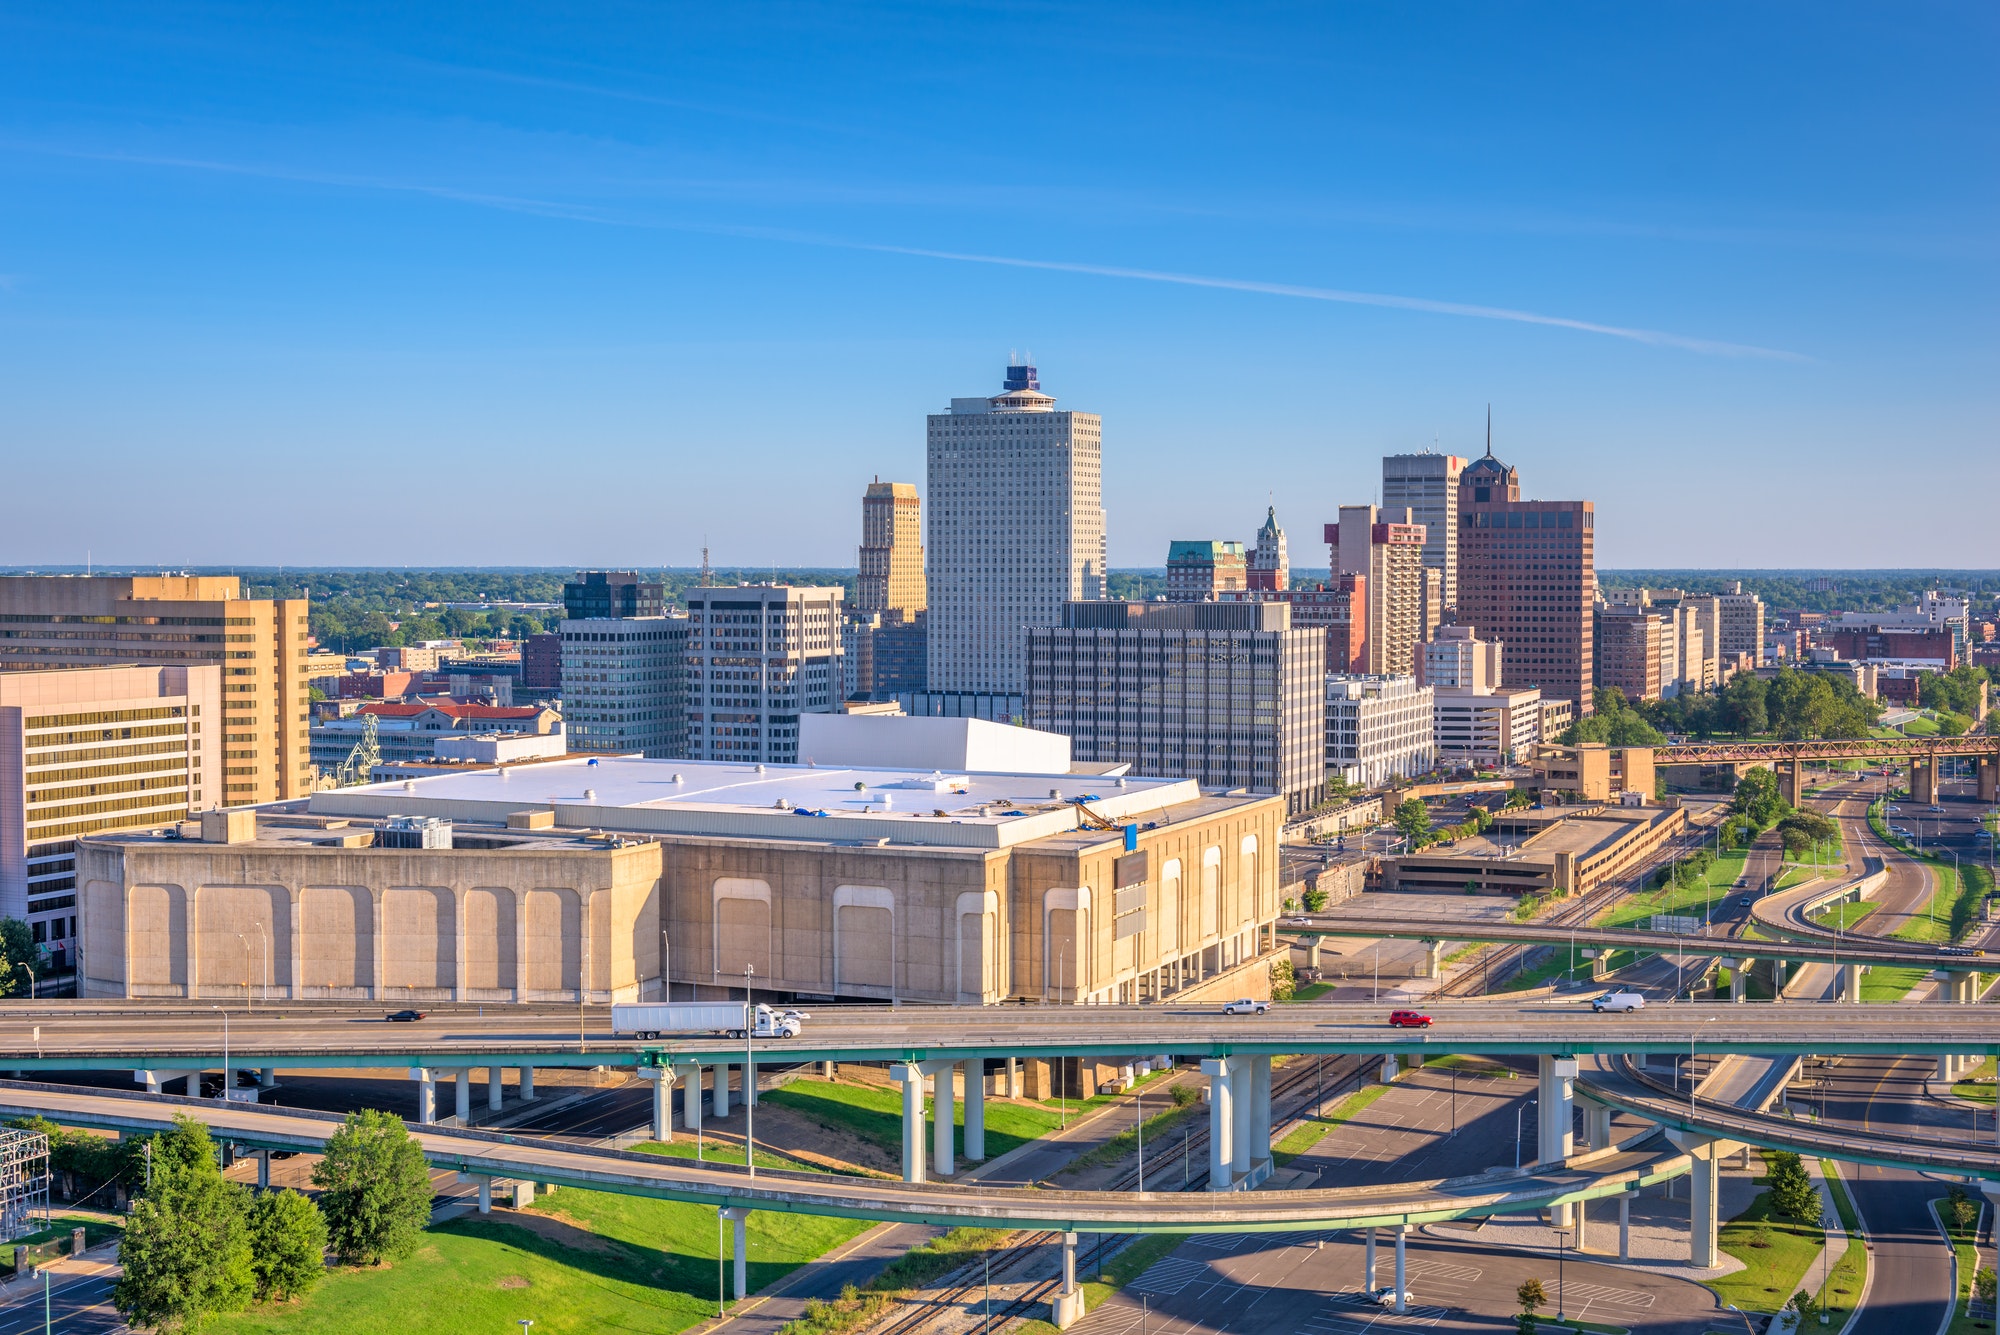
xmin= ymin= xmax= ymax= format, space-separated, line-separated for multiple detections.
xmin=3 ymin=565 xmax=1992 ymax=654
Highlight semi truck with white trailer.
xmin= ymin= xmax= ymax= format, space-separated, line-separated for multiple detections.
xmin=610 ymin=1002 xmax=803 ymax=1040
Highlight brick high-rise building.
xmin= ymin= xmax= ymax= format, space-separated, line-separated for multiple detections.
xmin=927 ymin=364 xmax=1106 ymax=695
xmin=1223 ymin=577 xmax=1366 ymax=674
xmin=1455 ymin=448 xmax=1597 ymax=714
xmin=857 ymin=480 xmax=925 ymax=623
xmin=1595 ymin=606 xmax=1666 ymax=702
xmin=1382 ymin=451 xmax=1467 ymax=609
xmin=1327 ymin=506 xmax=1429 ymax=677
xmin=0 ymin=575 xmax=310 ymax=805
xmin=1166 ymin=541 xmax=1248 ymax=602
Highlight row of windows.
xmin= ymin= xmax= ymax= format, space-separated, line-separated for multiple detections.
xmin=29 ymin=789 xmax=189 ymax=834
xmin=28 ymin=737 xmax=190 ymax=768
xmin=27 ymin=705 xmax=189 ymax=730
xmin=0 ymin=614 xmax=224 ymax=626
xmin=27 ymin=755 xmax=190 ymax=787
xmin=29 ymin=720 xmax=193 ymax=750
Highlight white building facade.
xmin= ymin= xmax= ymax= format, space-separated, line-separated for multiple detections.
xmin=1382 ymin=451 xmax=1467 ymax=610
xmin=1325 ymin=674 xmax=1436 ymax=790
xmin=926 ymin=364 xmax=1106 ymax=695
xmin=685 ymin=585 xmax=844 ymax=764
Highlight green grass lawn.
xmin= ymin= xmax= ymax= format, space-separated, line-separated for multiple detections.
xmin=1902 ymin=716 xmax=1942 ymax=735
xmin=1952 ymin=1056 xmax=1996 ymax=1105
xmin=1808 ymin=901 xmax=1878 ymax=932
xmin=1500 ymin=944 xmax=1596 ymax=993
xmin=1858 ymin=965 xmax=1934 ymax=1003
xmin=1709 ymin=1186 xmax=1827 ymax=1316
xmin=1595 ymin=851 xmax=1747 ymax=931
xmin=635 ymin=1138 xmax=837 ymax=1174
xmin=1931 ymin=1198 xmax=1987 ymax=1335
xmin=1290 ymin=980 xmax=1336 ymax=1001
xmin=0 ymin=1215 xmax=123 ymax=1276
xmin=1273 ymin=1083 xmax=1390 ymax=1166
xmin=207 ymin=1185 xmax=870 ymax=1335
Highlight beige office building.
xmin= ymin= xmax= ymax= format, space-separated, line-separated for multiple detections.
xmin=1330 ymin=506 xmax=1429 ymax=677
xmin=1 ymin=665 xmax=221 ymax=958
xmin=0 ymin=576 xmax=310 ymax=806
xmin=78 ymin=754 xmax=1282 ymax=1009
xmin=857 ymin=480 xmax=926 ymax=623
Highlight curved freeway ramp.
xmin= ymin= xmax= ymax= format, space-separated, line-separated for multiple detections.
xmin=1578 ymin=1055 xmax=2000 ymax=1179
xmin=0 ymin=1079 xmax=1686 ymax=1234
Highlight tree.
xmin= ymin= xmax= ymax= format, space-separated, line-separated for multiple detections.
xmin=312 ymin=1109 xmax=434 ymax=1265
xmin=1302 ymin=884 xmax=1329 ymax=913
xmin=1722 ymin=673 xmax=1769 ymax=737
xmin=1778 ymin=810 xmax=1840 ymax=859
xmin=1270 ymin=958 xmax=1296 ymax=1001
xmin=1515 ymin=1278 xmax=1548 ymax=1335
xmin=1767 ymin=1151 xmax=1819 ymax=1223
xmin=249 ymin=1189 xmax=328 ymax=1301
xmin=1732 ymin=767 xmax=1788 ymax=829
xmin=1788 ymin=1289 xmax=1821 ymax=1327
xmin=1505 ymin=788 xmax=1532 ymax=810
xmin=1393 ymin=798 xmax=1431 ymax=843
xmin=113 ymin=1115 xmax=254 ymax=1332
xmin=1974 ymin=1264 xmax=1996 ymax=1307
xmin=0 ymin=918 xmax=37 ymax=997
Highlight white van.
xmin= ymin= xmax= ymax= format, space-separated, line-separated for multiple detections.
xmin=1592 ymin=991 xmax=1647 ymax=1013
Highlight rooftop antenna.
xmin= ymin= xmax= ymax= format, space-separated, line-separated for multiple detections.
xmin=1485 ymin=404 xmax=1493 ymax=457
xmin=700 ymin=541 xmax=713 ymax=588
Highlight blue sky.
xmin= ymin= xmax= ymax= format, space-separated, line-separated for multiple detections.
xmin=1 ymin=4 xmax=1993 ymax=569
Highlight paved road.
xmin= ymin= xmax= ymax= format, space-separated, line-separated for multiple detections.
xmin=0 ymin=1270 xmax=123 ymax=1334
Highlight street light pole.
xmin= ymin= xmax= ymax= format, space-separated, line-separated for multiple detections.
xmin=744 ymin=964 xmax=756 ymax=1179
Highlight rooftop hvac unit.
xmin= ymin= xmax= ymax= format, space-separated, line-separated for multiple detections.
xmin=378 ymin=815 xmax=454 ymax=850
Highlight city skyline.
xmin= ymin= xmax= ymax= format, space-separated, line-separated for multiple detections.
xmin=2 ymin=7 xmax=1993 ymax=568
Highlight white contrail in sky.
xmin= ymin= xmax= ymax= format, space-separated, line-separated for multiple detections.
xmin=1 ymin=139 xmax=1805 ymax=360
xmin=848 ymin=242 xmax=1807 ymax=361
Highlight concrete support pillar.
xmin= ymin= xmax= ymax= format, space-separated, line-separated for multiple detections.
xmin=489 ymin=1065 xmax=504 ymax=1112
xmin=519 ymin=1065 xmax=536 ymax=1101
xmin=1772 ymin=959 xmax=1788 ymax=999
xmin=1005 ymin=1057 xmax=1020 ymax=1098
xmin=890 ymin=1064 xmax=927 ymax=1184
xmin=1619 ymin=1193 xmax=1632 ymax=1260
xmin=1574 ymin=1195 xmax=1589 ymax=1251
xmin=1779 ymin=759 xmax=1803 ymax=807
xmin=1669 ymin=1133 xmax=1729 ymax=1269
xmin=1913 ymin=759 xmax=1937 ymax=806
xmin=1200 ymin=1057 xmax=1235 ymax=1190
xmin=646 ymin=1069 xmax=674 ymax=1142
xmin=411 ymin=1068 xmax=435 ymax=1124
xmin=714 ymin=1063 xmax=730 ymax=1119
xmin=720 ymin=1207 xmax=751 ymax=1301
xmin=965 ymin=1062 xmax=986 ymax=1161
xmin=1539 ymin=1056 xmax=1577 ymax=1228
xmin=1051 ymin=1232 xmax=1084 ymax=1328
xmin=681 ymin=1063 xmax=703 ymax=1135
xmin=932 ymin=1062 xmax=956 ymax=1178
xmin=1393 ymin=1225 xmax=1408 ymax=1313
xmin=260 ymin=1068 xmax=277 ymax=1088
xmin=185 ymin=1072 xmax=202 ymax=1097
xmin=1732 ymin=959 xmax=1751 ymax=1003
xmin=256 ymin=1150 xmax=270 ymax=1190
xmin=454 ymin=1070 xmax=471 ymax=1124
xmin=513 ymin=1180 xmax=535 ymax=1208
xmin=1420 ymin=940 xmax=1441 ymax=980
xmin=1380 ymin=1055 xmax=1399 ymax=1084
xmin=1977 ymin=756 xmax=1997 ymax=805
xmin=1582 ymin=1098 xmax=1612 ymax=1151
xmin=1841 ymin=963 xmax=1862 ymax=1002
xmin=477 ymin=1177 xmax=491 ymax=1214
xmin=1247 ymin=1054 xmax=1273 ymax=1186
xmin=1228 ymin=1056 xmax=1253 ymax=1188
xmin=1364 ymin=1228 xmax=1376 ymax=1290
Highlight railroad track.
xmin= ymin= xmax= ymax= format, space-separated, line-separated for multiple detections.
xmin=868 ymin=1053 xmax=1369 ymax=1335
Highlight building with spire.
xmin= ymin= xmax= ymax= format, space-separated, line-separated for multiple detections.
xmin=1455 ymin=434 xmax=1597 ymax=715
xmin=1248 ymin=505 xmax=1290 ymax=592
xmin=926 ymin=364 xmax=1106 ymax=698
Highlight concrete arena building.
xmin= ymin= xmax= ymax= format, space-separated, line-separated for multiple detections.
xmin=77 ymin=755 xmax=1282 ymax=1008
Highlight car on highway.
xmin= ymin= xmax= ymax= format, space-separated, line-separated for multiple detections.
xmin=1372 ymin=1288 xmax=1415 ymax=1308
xmin=1931 ymin=805 xmax=1947 ymax=815
xmin=1387 ymin=1009 xmax=1432 ymax=1028
xmin=1222 ymin=998 xmax=1269 ymax=1016
xmin=385 ymin=1009 xmax=426 ymax=1022
xmin=1592 ymin=991 xmax=1647 ymax=1013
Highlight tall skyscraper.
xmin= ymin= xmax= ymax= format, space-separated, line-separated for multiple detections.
xmin=926 ymin=364 xmax=1106 ymax=695
xmin=1327 ymin=506 xmax=1429 ymax=677
xmin=1248 ymin=506 xmax=1290 ymax=592
xmin=685 ymin=584 xmax=844 ymax=763
xmin=1383 ymin=451 xmax=1467 ymax=610
xmin=1455 ymin=447 xmax=1597 ymax=714
xmin=0 ymin=575 xmax=310 ymax=805
xmin=856 ymin=480 xmax=926 ymax=623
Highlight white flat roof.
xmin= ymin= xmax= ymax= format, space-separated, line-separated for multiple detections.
xmin=308 ymin=755 xmax=1205 ymax=850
